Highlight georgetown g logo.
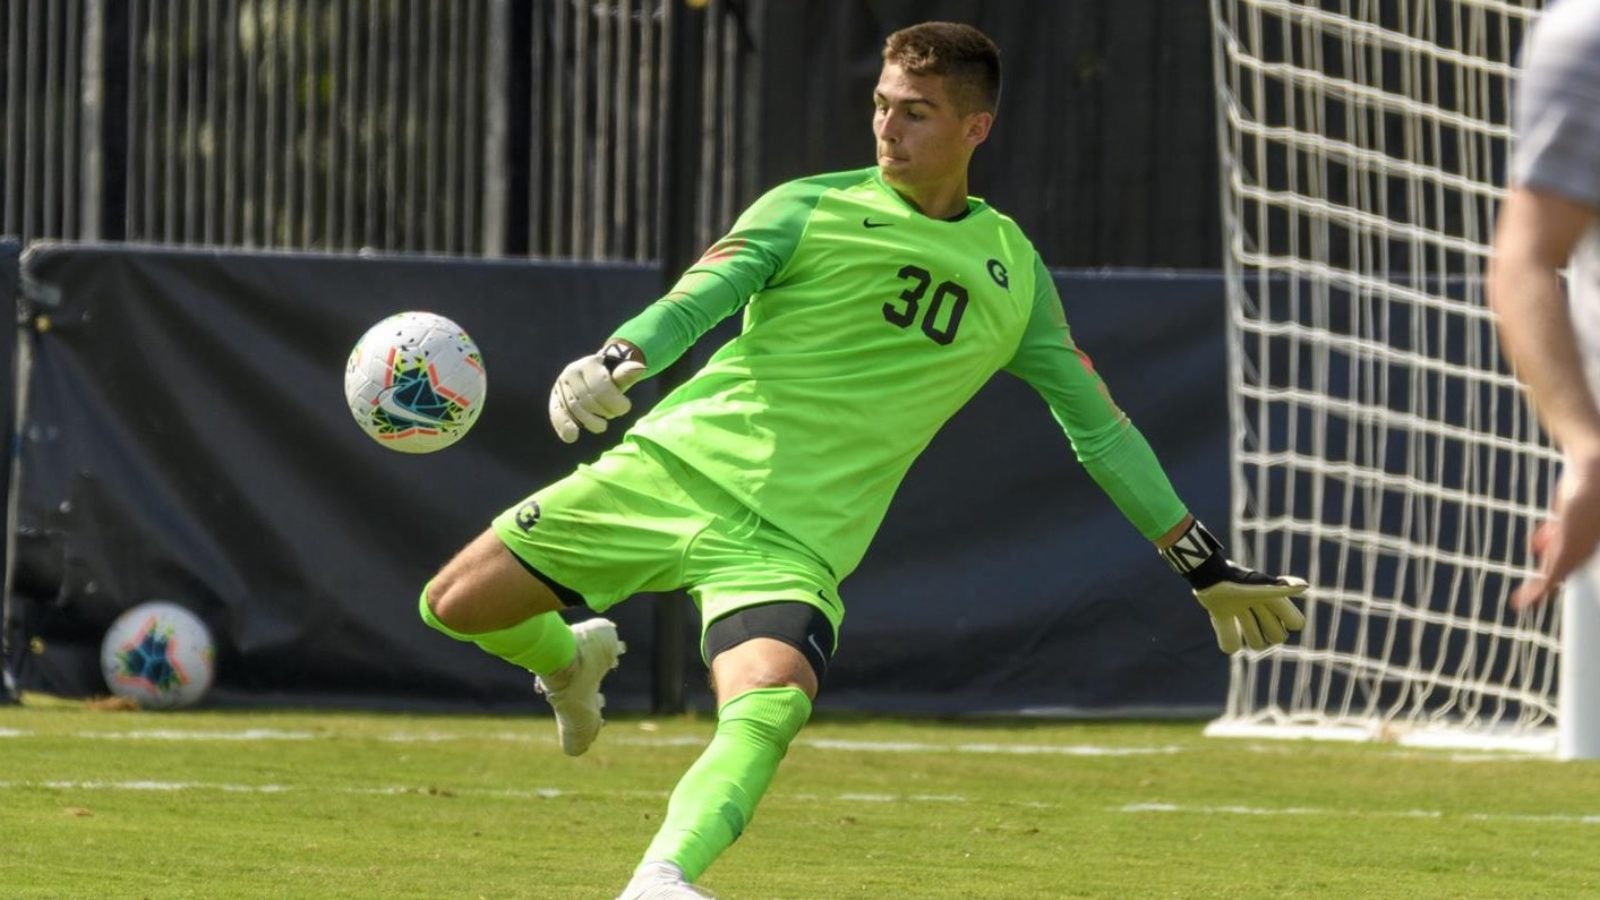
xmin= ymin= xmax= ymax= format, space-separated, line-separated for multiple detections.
xmin=986 ymin=258 xmax=1009 ymax=288
xmin=515 ymin=500 xmax=542 ymax=530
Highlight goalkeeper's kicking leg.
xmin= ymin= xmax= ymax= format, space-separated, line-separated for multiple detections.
xmin=422 ymin=529 xmax=624 ymax=757
xmin=617 ymin=604 xmax=825 ymax=900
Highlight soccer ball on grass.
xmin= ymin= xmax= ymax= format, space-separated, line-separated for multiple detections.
xmin=344 ymin=311 xmax=487 ymax=454
xmin=100 ymin=601 xmax=216 ymax=710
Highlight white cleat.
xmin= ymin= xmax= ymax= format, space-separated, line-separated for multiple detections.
xmin=615 ymin=862 xmax=715 ymax=899
xmin=534 ymin=617 xmax=624 ymax=756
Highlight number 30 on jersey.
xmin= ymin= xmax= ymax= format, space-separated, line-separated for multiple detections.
xmin=883 ymin=264 xmax=968 ymax=346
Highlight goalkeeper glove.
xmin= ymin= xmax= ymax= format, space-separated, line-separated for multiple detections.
xmin=548 ymin=341 xmax=648 ymax=443
xmin=1161 ymin=519 xmax=1308 ymax=654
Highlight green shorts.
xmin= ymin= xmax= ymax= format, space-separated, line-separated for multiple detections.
xmin=491 ymin=437 xmax=844 ymax=651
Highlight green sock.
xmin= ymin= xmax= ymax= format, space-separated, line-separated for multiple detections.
xmin=642 ymin=686 xmax=813 ymax=881
xmin=417 ymin=590 xmax=576 ymax=675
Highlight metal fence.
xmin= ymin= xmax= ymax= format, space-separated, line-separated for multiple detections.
xmin=0 ymin=0 xmax=755 ymax=259
xmin=2 ymin=0 xmax=90 ymax=244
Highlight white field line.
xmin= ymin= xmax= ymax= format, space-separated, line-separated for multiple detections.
xmin=0 ymin=779 xmax=975 ymax=807
xmin=10 ymin=780 xmax=1595 ymax=826
xmin=0 ymin=779 xmax=628 ymax=798
xmin=39 ymin=728 xmax=1185 ymax=757
xmin=73 ymin=729 xmax=319 ymax=741
xmin=18 ymin=728 xmax=1550 ymax=763
xmin=798 ymin=739 xmax=1184 ymax=756
xmin=1119 ymin=802 xmax=1600 ymax=826
xmin=1237 ymin=741 xmax=1548 ymax=764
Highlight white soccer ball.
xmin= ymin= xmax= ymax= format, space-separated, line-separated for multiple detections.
xmin=100 ymin=601 xmax=217 ymax=710
xmin=344 ymin=311 xmax=487 ymax=453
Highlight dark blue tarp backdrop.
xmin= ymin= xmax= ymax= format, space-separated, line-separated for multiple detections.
xmin=7 ymin=244 xmax=1230 ymax=715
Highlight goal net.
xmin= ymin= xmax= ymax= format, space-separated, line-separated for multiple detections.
xmin=1207 ymin=0 xmax=1561 ymax=752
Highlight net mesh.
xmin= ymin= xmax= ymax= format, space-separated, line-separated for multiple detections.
xmin=1208 ymin=0 xmax=1562 ymax=749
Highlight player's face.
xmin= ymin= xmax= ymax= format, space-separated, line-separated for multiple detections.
xmin=872 ymin=63 xmax=992 ymax=191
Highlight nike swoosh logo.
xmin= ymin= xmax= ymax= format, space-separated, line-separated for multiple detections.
xmin=807 ymin=634 xmax=827 ymax=660
xmin=376 ymin=389 xmax=453 ymax=427
xmin=862 ymin=218 xmax=893 ymax=228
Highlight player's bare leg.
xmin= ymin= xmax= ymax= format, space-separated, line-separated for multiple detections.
xmin=422 ymin=529 xmax=623 ymax=756
xmin=427 ymin=528 xmax=566 ymax=629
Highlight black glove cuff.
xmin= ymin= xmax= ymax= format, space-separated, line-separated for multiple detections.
xmin=1161 ymin=519 xmax=1232 ymax=590
xmin=600 ymin=340 xmax=642 ymax=373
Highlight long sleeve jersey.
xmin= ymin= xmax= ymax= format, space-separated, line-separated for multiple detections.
xmin=613 ymin=167 xmax=1189 ymax=579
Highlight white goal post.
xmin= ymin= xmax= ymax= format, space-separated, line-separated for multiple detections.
xmin=1205 ymin=0 xmax=1584 ymax=754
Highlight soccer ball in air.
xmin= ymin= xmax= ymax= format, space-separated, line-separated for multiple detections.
xmin=100 ymin=601 xmax=216 ymax=709
xmin=344 ymin=311 xmax=487 ymax=453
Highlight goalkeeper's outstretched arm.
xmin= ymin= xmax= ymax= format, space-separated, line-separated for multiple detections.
xmin=1003 ymin=255 xmax=1306 ymax=653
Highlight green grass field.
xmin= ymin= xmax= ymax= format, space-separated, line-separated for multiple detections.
xmin=4 ymin=698 xmax=1600 ymax=899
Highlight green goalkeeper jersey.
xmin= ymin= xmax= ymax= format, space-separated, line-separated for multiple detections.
xmin=614 ymin=167 xmax=1188 ymax=579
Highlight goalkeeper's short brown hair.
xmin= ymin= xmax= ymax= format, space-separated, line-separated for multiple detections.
xmin=882 ymin=22 xmax=1001 ymax=115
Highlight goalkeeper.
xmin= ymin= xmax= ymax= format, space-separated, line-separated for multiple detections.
xmin=421 ymin=20 xmax=1307 ymax=899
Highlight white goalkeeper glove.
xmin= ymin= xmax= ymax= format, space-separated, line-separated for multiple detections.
xmin=1161 ymin=519 xmax=1308 ymax=654
xmin=548 ymin=341 xmax=648 ymax=443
